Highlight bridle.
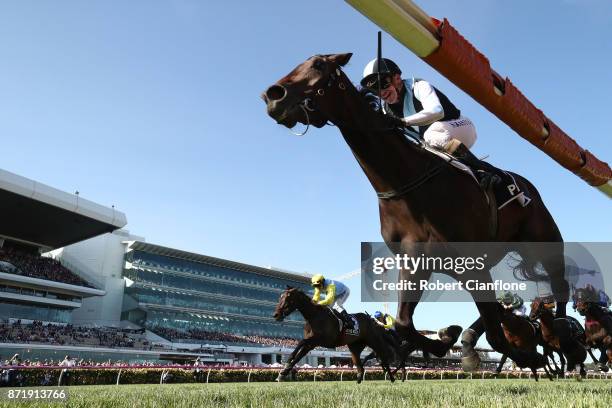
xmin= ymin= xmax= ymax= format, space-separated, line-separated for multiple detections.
xmin=290 ymin=67 xmax=347 ymax=136
xmin=288 ymin=60 xmax=447 ymax=199
xmin=276 ymin=292 xmax=295 ymax=320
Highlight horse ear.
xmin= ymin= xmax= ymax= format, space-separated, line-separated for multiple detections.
xmin=327 ymin=53 xmax=353 ymax=67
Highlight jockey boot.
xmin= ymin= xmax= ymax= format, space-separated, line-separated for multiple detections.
xmin=340 ymin=310 xmax=354 ymax=330
xmin=444 ymin=140 xmax=501 ymax=189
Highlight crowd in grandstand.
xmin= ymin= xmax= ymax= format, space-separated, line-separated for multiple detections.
xmin=0 ymin=320 xmax=306 ymax=351
xmin=0 ymin=247 xmax=91 ymax=287
xmin=148 ymin=326 xmax=300 ymax=348
xmin=0 ymin=321 xmax=150 ymax=349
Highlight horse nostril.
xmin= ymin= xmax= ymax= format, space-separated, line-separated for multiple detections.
xmin=265 ymin=85 xmax=287 ymax=102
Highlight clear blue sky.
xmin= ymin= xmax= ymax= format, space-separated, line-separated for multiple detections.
xmin=0 ymin=1 xmax=610 ymax=345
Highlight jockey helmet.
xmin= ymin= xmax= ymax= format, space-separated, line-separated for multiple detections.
xmin=512 ymin=294 xmax=524 ymax=309
xmin=374 ymin=311 xmax=383 ymax=319
xmin=499 ymin=291 xmax=514 ymax=306
xmin=360 ymin=58 xmax=401 ymax=91
xmin=311 ymin=274 xmax=325 ymax=287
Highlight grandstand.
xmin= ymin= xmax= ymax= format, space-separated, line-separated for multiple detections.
xmin=0 ymin=166 xmax=497 ymax=369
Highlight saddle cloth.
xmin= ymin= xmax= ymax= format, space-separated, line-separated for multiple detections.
xmin=328 ymin=308 xmax=360 ymax=336
xmin=423 ymin=145 xmax=531 ymax=210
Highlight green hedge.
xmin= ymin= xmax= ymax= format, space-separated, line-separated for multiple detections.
xmin=0 ymin=368 xmax=573 ymax=387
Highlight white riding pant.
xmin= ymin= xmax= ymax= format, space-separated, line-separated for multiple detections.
xmin=423 ymin=115 xmax=477 ymax=149
xmin=332 ymin=288 xmax=350 ymax=314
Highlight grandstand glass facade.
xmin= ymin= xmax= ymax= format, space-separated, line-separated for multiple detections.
xmin=0 ymin=300 xmax=71 ymax=323
xmin=122 ymin=245 xmax=312 ymax=339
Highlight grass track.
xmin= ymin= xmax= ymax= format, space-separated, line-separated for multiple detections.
xmin=1 ymin=379 xmax=611 ymax=408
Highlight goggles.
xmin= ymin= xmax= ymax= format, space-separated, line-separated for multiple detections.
xmin=362 ymin=74 xmax=392 ymax=93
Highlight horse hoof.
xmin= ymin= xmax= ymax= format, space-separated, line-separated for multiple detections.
xmin=600 ymin=365 xmax=610 ymax=373
xmin=462 ymin=352 xmax=481 ymax=372
xmin=438 ymin=325 xmax=463 ymax=344
xmin=275 ymin=373 xmax=289 ymax=382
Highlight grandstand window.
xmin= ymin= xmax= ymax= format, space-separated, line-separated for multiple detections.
xmin=0 ymin=301 xmax=71 ymax=323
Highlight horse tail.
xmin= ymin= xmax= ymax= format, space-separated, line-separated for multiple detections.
xmin=512 ymin=255 xmax=549 ymax=282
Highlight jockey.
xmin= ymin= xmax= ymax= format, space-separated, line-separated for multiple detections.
xmin=374 ymin=311 xmax=395 ymax=329
xmin=311 ymin=274 xmax=353 ymax=330
xmin=498 ymin=292 xmax=527 ymax=317
xmin=598 ymin=289 xmax=611 ymax=309
xmin=361 ymin=57 xmax=499 ymax=183
xmin=374 ymin=310 xmax=401 ymax=350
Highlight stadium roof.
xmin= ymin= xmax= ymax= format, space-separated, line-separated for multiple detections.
xmin=0 ymin=168 xmax=127 ymax=250
xmin=126 ymin=241 xmax=312 ymax=284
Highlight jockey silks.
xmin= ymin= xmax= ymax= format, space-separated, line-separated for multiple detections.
xmin=386 ymin=78 xmax=460 ymax=136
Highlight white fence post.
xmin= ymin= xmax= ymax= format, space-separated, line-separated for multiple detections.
xmin=313 ymin=371 xmax=317 ymax=382
xmin=247 ymin=370 xmax=252 ymax=383
xmin=340 ymin=371 xmax=343 ymax=382
xmin=206 ymin=368 xmax=211 ymax=384
xmin=160 ymin=370 xmax=165 ymax=385
xmin=116 ymin=369 xmax=122 ymax=386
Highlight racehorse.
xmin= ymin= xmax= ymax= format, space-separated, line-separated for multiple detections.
xmin=273 ymin=287 xmax=395 ymax=383
xmin=494 ymin=306 xmax=553 ymax=381
xmin=361 ymin=336 xmax=421 ymax=382
xmin=262 ymin=53 xmax=569 ymax=370
xmin=530 ymin=297 xmax=587 ymax=377
xmin=574 ymin=287 xmax=612 ymax=370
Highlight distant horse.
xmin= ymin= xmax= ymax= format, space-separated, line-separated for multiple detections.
xmin=273 ymin=287 xmax=395 ymax=383
xmin=361 ymin=336 xmax=423 ymax=382
xmin=495 ymin=306 xmax=553 ymax=381
xmin=574 ymin=288 xmax=612 ymax=370
xmin=263 ymin=53 xmax=568 ymax=369
xmin=530 ymin=297 xmax=587 ymax=377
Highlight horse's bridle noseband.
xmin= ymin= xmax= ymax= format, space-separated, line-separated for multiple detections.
xmin=291 ymin=67 xmax=347 ymax=136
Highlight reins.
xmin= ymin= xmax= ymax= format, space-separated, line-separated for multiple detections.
xmin=296 ymin=65 xmax=447 ymax=199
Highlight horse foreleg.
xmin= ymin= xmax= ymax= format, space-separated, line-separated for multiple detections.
xmin=496 ymin=354 xmax=508 ymax=374
xmin=559 ymin=350 xmax=566 ymax=376
xmin=543 ymin=365 xmax=553 ymax=381
xmin=531 ymin=367 xmax=539 ymax=382
xmin=396 ymin=269 xmax=461 ymax=358
xmin=278 ymin=339 xmax=315 ymax=380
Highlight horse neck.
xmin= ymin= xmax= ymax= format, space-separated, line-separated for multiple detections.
xmin=331 ymin=87 xmax=432 ymax=193
xmin=538 ymin=311 xmax=555 ymax=335
xmin=501 ymin=312 xmax=524 ymax=332
xmin=293 ymin=292 xmax=318 ymax=321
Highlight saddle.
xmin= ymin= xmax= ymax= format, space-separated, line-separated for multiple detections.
xmin=424 ymin=145 xmax=532 ymax=210
xmin=328 ymin=308 xmax=360 ymax=336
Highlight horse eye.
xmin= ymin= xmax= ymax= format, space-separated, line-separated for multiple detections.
xmin=313 ymin=60 xmax=326 ymax=71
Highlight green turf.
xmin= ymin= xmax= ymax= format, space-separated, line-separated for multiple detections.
xmin=1 ymin=379 xmax=611 ymax=408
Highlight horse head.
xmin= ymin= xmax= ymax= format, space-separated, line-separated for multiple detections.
xmin=573 ymin=286 xmax=599 ymax=315
xmin=273 ymin=286 xmax=307 ymax=321
xmin=262 ymin=53 xmax=353 ymax=129
xmin=529 ymin=296 xmax=555 ymax=320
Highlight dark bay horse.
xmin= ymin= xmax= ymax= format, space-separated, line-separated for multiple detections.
xmin=495 ymin=306 xmax=553 ymax=381
xmin=530 ymin=297 xmax=588 ymax=377
xmin=273 ymin=287 xmax=395 ymax=383
xmin=574 ymin=288 xmax=612 ymax=370
xmin=262 ymin=53 xmax=568 ymax=369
